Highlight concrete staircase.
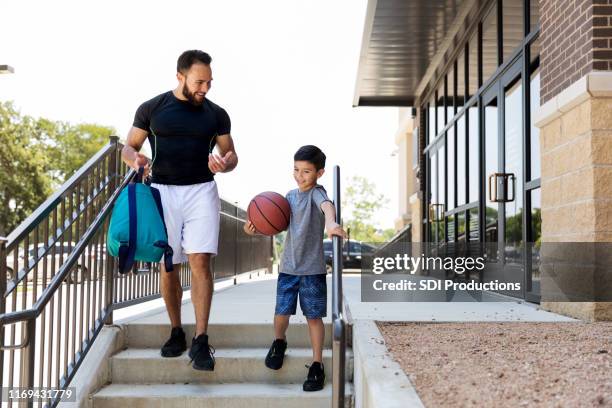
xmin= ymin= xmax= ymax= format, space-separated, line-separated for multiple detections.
xmin=92 ymin=322 xmax=353 ymax=407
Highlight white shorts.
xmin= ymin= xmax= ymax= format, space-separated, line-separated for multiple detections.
xmin=151 ymin=181 xmax=221 ymax=264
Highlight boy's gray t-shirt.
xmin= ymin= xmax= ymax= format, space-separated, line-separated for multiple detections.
xmin=280 ymin=185 xmax=332 ymax=276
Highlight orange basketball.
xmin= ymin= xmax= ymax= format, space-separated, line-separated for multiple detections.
xmin=247 ymin=191 xmax=291 ymax=236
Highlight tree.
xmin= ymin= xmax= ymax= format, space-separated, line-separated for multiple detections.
xmin=0 ymin=101 xmax=115 ymax=235
xmin=43 ymin=121 xmax=115 ymax=187
xmin=342 ymin=176 xmax=395 ymax=242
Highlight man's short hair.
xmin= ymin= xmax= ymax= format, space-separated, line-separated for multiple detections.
xmin=177 ymin=50 xmax=212 ymax=74
xmin=294 ymin=145 xmax=326 ymax=170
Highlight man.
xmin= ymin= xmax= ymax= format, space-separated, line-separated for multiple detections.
xmin=122 ymin=50 xmax=237 ymax=371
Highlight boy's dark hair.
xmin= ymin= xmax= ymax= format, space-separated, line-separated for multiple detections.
xmin=177 ymin=50 xmax=212 ymax=74
xmin=294 ymin=145 xmax=326 ymax=170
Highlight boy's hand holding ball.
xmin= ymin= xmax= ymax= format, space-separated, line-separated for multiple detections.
xmin=244 ymin=220 xmax=257 ymax=236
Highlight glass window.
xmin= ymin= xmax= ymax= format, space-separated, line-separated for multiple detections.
xmin=457 ymin=50 xmax=466 ymax=109
xmin=503 ymin=0 xmax=524 ymax=62
xmin=457 ymin=115 xmax=467 ymax=206
xmin=482 ymin=4 xmax=499 ymax=82
xmin=458 ymin=212 xmax=466 ymax=243
xmin=504 ymin=78 xmax=523 ymax=265
xmin=468 ymin=105 xmax=479 ymax=202
xmin=447 ymin=66 xmax=455 ymax=123
xmin=530 ymin=66 xmax=541 ymax=180
xmin=530 ymin=0 xmax=540 ymax=34
xmin=429 ymin=151 xmax=440 ymax=243
xmin=468 ymin=34 xmax=479 ymax=99
xmin=438 ymin=145 xmax=446 ymax=243
xmin=530 ymin=35 xmax=540 ymax=66
xmin=429 ymin=95 xmax=436 ymax=141
xmin=468 ymin=207 xmax=479 ymax=241
xmin=530 ymin=188 xmax=541 ymax=244
xmin=437 ymin=83 xmax=446 ymax=133
xmin=447 ymin=215 xmax=456 ymax=243
xmin=484 ymin=97 xmax=499 ymax=260
xmin=529 ymin=188 xmax=541 ymax=288
xmin=448 ymin=127 xmax=455 ymax=210
xmin=430 ymin=152 xmax=437 ymax=219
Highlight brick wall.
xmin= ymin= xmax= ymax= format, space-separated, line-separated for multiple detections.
xmin=541 ymin=0 xmax=612 ymax=104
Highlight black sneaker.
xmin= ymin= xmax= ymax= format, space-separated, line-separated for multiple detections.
xmin=160 ymin=327 xmax=186 ymax=357
xmin=265 ymin=338 xmax=288 ymax=370
xmin=188 ymin=333 xmax=216 ymax=371
xmin=303 ymin=362 xmax=325 ymax=391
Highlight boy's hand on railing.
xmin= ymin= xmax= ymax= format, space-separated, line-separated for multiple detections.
xmin=325 ymin=222 xmax=347 ymax=240
xmin=243 ymin=220 xmax=257 ymax=236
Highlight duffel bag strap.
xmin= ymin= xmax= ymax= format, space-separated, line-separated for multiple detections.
xmin=118 ymin=181 xmax=138 ymax=274
xmin=150 ymin=185 xmax=174 ymax=272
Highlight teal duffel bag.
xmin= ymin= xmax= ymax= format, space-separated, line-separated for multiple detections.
xmin=107 ymin=168 xmax=174 ymax=273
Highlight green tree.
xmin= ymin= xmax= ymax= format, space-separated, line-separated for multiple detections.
xmin=342 ymin=176 xmax=395 ymax=242
xmin=0 ymin=102 xmax=52 ymax=235
xmin=44 ymin=121 xmax=115 ymax=186
xmin=0 ymin=101 xmax=115 ymax=235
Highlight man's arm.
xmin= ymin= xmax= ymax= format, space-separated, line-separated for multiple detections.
xmin=208 ymin=133 xmax=238 ymax=173
xmin=121 ymin=126 xmax=151 ymax=177
xmin=321 ymin=201 xmax=347 ymax=239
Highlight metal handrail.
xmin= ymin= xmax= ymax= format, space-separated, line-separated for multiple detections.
xmin=331 ymin=165 xmax=346 ymax=408
xmin=0 ymin=167 xmax=132 ymax=328
xmin=0 ymin=136 xmax=273 ymax=407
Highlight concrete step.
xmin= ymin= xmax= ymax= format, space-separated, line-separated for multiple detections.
xmin=125 ymin=323 xmax=333 ymax=349
xmin=111 ymin=347 xmax=354 ymax=384
xmin=92 ymin=383 xmax=353 ymax=408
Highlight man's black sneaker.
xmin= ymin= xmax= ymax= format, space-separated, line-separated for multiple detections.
xmin=303 ymin=362 xmax=325 ymax=391
xmin=188 ymin=333 xmax=216 ymax=371
xmin=265 ymin=338 xmax=288 ymax=370
xmin=160 ymin=327 xmax=186 ymax=357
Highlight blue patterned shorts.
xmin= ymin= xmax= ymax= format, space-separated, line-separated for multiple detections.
xmin=275 ymin=273 xmax=327 ymax=319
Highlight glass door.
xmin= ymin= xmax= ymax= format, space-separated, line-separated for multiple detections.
xmin=481 ymin=59 xmax=525 ymax=297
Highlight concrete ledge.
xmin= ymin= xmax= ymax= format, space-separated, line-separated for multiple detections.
xmin=535 ymin=72 xmax=612 ymax=128
xmin=58 ymin=325 xmax=125 ymax=408
xmin=352 ymin=320 xmax=424 ymax=408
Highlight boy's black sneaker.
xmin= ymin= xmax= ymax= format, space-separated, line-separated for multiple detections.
xmin=188 ymin=333 xmax=216 ymax=371
xmin=303 ymin=362 xmax=325 ymax=391
xmin=160 ymin=327 xmax=186 ymax=357
xmin=265 ymin=338 xmax=288 ymax=370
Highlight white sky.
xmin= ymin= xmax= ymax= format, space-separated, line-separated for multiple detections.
xmin=0 ymin=0 xmax=399 ymax=229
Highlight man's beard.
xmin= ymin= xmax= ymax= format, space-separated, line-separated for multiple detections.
xmin=182 ymin=85 xmax=205 ymax=106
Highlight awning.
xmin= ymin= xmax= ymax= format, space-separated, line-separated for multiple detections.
xmin=353 ymin=0 xmax=467 ymax=107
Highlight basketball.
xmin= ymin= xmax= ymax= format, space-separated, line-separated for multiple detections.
xmin=247 ymin=191 xmax=291 ymax=236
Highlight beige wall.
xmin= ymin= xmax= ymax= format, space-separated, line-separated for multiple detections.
xmin=535 ymin=72 xmax=612 ymax=321
xmin=394 ymin=109 xmax=416 ymax=231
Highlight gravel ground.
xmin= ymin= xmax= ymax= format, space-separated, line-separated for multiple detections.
xmin=378 ymin=322 xmax=612 ymax=408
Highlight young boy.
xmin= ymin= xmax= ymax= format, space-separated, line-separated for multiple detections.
xmin=244 ymin=145 xmax=346 ymax=392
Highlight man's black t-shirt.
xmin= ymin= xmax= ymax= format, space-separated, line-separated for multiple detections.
xmin=133 ymin=91 xmax=231 ymax=185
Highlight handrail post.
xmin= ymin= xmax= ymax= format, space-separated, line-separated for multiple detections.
xmin=331 ymin=165 xmax=345 ymax=408
xmin=0 ymin=236 xmax=7 ymax=392
xmin=104 ymin=136 xmax=120 ymax=325
xmin=19 ymin=319 xmax=35 ymax=408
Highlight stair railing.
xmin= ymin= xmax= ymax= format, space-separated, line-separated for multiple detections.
xmin=0 ymin=136 xmax=272 ymax=407
xmin=331 ymin=165 xmax=346 ymax=408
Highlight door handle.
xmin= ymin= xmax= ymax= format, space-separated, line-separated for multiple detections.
xmin=488 ymin=173 xmax=516 ymax=203
xmin=429 ymin=203 xmax=445 ymax=221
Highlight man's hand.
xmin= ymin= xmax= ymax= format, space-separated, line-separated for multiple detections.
xmin=325 ymin=221 xmax=347 ymax=240
xmin=243 ymin=220 xmax=257 ymax=236
xmin=208 ymin=151 xmax=234 ymax=174
xmin=133 ymin=152 xmax=150 ymax=178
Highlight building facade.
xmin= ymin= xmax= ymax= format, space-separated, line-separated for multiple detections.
xmin=355 ymin=0 xmax=612 ymax=320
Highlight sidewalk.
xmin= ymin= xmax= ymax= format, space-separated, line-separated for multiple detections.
xmin=117 ymin=273 xmax=574 ymax=326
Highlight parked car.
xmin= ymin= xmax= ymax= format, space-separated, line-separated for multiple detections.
xmin=5 ymin=242 xmax=103 ymax=285
xmin=323 ymin=239 xmax=377 ymax=272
